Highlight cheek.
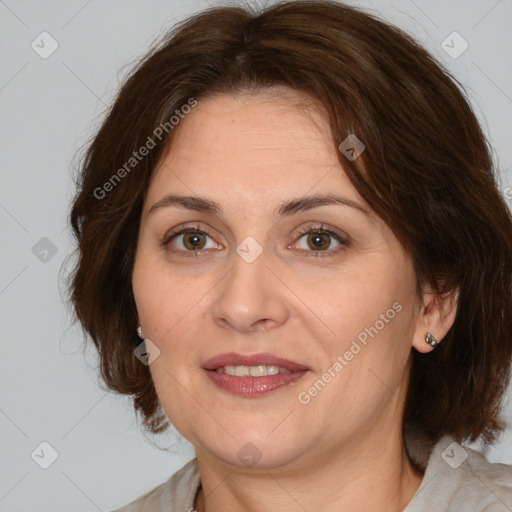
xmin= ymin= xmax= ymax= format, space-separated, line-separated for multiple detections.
xmin=132 ymin=251 xmax=203 ymax=338
xmin=299 ymin=267 xmax=396 ymax=342
xmin=301 ymin=257 xmax=416 ymax=382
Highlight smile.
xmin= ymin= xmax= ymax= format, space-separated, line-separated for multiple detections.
xmin=215 ymin=365 xmax=292 ymax=376
xmin=202 ymin=353 xmax=310 ymax=397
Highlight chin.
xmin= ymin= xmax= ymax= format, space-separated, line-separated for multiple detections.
xmin=191 ymin=423 xmax=311 ymax=470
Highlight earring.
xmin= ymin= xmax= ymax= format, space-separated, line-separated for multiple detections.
xmin=425 ymin=332 xmax=439 ymax=347
xmin=137 ymin=326 xmax=144 ymax=339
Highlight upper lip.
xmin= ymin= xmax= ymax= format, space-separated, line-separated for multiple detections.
xmin=202 ymin=352 xmax=309 ymax=372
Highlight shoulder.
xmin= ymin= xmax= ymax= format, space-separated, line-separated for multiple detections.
xmin=110 ymin=458 xmax=201 ymax=512
xmin=406 ymin=435 xmax=512 ymax=511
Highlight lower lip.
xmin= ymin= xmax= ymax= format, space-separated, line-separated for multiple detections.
xmin=204 ymin=370 xmax=308 ymax=397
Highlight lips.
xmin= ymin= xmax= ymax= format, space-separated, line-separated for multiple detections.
xmin=202 ymin=352 xmax=310 ymax=397
xmin=202 ymin=353 xmax=309 ymax=372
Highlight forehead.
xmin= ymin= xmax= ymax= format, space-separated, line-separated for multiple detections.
xmin=146 ymin=91 xmax=364 ymax=210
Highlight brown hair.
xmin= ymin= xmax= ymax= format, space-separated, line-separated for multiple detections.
xmin=68 ymin=0 xmax=512 ymax=461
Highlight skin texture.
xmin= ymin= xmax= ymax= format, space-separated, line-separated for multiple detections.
xmin=132 ymin=89 xmax=458 ymax=511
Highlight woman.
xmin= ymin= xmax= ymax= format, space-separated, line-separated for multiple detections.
xmin=68 ymin=1 xmax=512 ymax=510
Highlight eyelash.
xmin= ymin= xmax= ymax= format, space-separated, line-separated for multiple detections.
xmin=162 ymin=223 xmax=349 ymax=258
xmin=293 ymin=224 xmax=349 ymax=257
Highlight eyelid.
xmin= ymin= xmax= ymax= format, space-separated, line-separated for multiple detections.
xmin=289 ymin=223 xmax=350 ymax=257
xmin=162 ymin=223 xmax=223 ymax=254
xmin=162 ymin=223 xmax=215 ymax=245
xmin=292 ymin=223 xmax=348 ymax=241
xmin=162 ymin=222 xmax=350 ymax=257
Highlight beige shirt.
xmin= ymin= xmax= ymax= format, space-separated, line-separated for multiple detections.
xmin=111 ymin=435 xmax=512 ymax=511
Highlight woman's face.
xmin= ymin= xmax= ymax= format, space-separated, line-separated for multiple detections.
xmin=132 ymin=90 xmax=426 ymax=470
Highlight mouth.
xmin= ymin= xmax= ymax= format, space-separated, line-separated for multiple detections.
xmin=202 ymin=352 xmax=310 ymax=397
xmin=214 ymin=365 xmax=294 ymax=376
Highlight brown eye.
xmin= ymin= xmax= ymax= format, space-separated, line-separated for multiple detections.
xmin=292 ymin=225 xmax=349 ymax=257
xmin=166 ymin=229 xmax=219 ymax=252
xmin=306 ymin=232 xmax=332 ymax=251
xmin=182 ymin=232 xmax=206 ymax=250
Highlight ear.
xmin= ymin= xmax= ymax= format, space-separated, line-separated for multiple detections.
xmin=411 ymin=286 xmax=459 ymax=354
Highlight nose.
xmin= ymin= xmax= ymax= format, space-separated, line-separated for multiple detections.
xmin=210 ymin=246 xmax=290 ymax=333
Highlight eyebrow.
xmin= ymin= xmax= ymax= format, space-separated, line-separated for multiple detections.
xmin=148 ymin=193 xmax=372 ymax=218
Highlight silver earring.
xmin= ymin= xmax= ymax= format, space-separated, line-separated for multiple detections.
xmin=137 ymin=326 xmax=144 ymax=339
xmin=425 ymin=333 xmax=439 ymax=347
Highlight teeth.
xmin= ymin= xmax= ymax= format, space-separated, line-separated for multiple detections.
xmin=215 ymin=365 xmax=292 ymax=376
xmin=234 ymin=365 xmax=250 ymax=377
xmin=250 ymin=365 xmax=267 ymax=377
xmin=266 ymin=365 xmax=280 ymax=375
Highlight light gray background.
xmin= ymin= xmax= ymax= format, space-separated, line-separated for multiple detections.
xmin=1 ymin=0 xmax=511 ymax=510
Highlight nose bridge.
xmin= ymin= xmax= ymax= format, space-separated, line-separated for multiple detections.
xmin=211 ymin=239 xmax=289 ymax=332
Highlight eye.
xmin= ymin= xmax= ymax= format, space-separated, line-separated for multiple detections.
xmin=292 ymin=224 xmax=349 ymax=256
xmin=163 ymin=226 xmax=221 ymax=253
xmin=162 ymin=223 xmax=348 ymax=258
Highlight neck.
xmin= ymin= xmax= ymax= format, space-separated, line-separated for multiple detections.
xmin=194 ymin=427 xmax=424 ymax=512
